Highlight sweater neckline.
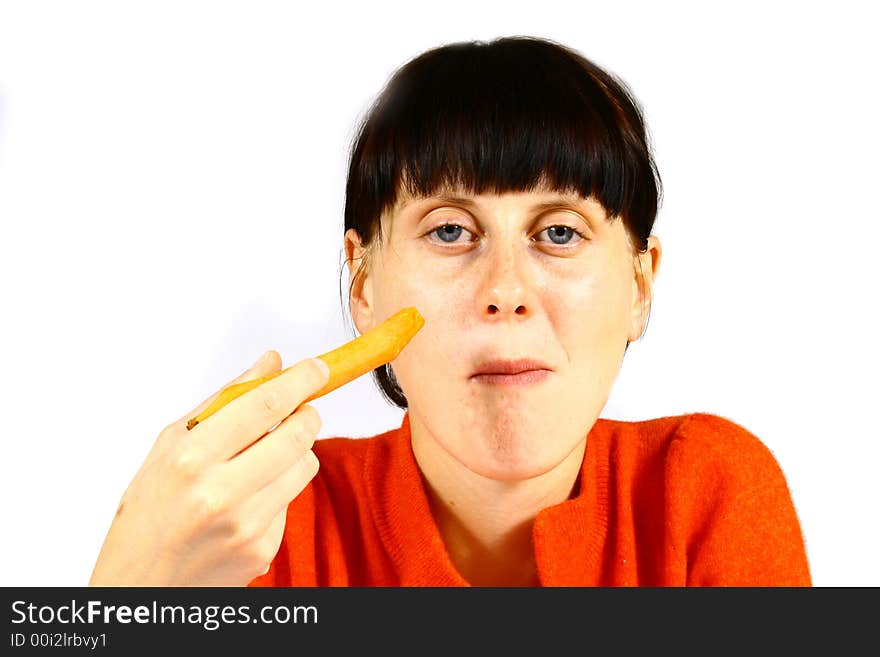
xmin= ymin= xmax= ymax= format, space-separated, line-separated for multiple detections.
xmin=364 ymin=411 xmax=612 ymax=586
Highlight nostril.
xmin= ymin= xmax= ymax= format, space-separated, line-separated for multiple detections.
xmin=487 ymin=305 xmax=526 ymax=315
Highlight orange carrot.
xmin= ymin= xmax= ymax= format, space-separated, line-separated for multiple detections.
xmin=185 ymin=307 xmax=424 ymax=430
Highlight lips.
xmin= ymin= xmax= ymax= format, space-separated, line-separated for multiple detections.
xmin=470 ymin=358 xmax=552 ymax=377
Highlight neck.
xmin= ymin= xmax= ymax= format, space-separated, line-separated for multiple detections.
xmin=410 ymin=416 xmax=586 ymax=587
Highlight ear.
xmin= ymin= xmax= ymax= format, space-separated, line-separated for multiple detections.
xmin=628 ymin=235 xmax=662 ymax=343
xmin=344 ymin=228 xmax=377 ymax=335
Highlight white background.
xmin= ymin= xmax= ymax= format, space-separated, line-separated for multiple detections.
xmin=1 ymin=0 xmax=877 ymax=586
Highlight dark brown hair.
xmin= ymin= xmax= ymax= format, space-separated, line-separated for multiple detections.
xmin=340 ymin=36 xmax=662 ymax=409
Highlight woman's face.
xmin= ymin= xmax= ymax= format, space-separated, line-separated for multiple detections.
xmin=345 ymin=184 xmax=660 ymax=481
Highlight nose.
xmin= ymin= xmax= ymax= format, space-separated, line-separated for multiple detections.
xmin=480 ymin=244 xmax=532 ymax=319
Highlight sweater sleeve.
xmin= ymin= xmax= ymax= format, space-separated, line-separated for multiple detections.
xmin=672 ymin=414 xmax=812 ymax=587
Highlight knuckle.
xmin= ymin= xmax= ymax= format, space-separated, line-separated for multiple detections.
xmin=298 ymin=404 xmax=323 ymax=435
xmin=259 ymin=386 xmax=285 ymax=416
xmin=228 ymin=515 xmax=260 ymax=547
xmin=189 ymin=485 xmax=228 ymax=522
xmin=290 ymin=421 xmax=316 ymax=451
xmin=302 ymin=450 xmax=320 ymax=477
xmin=169 ymin=449 xmax=204 ymax=481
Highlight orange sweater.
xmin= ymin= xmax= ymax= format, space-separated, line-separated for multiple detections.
xmin=248 ymin=411 xmax=811 ymax=586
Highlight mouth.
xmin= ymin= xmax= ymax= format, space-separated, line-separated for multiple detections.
xmin=470 ymin=358 xmax=553 ymax=386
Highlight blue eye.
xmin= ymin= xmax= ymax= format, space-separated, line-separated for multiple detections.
xmin=538 ymin=225 xmax=583 ymax=245
xmin=432 ymin=224 xmax=468 ymax=243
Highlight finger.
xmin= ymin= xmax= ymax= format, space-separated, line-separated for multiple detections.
xmin=218 ymin=405 xmax=321 ymax=501
xmin=241 ymin=449 xmax=320 ymax=533
xmin=252 ymin=507 xmax=289 ymax=578
xmin=190 ymin=357 xmax=329 ymax=462
xmin=173 ymin=350 xmax=283 ymax=427
xmin=262 ymin=507 xmax=288 ymax=565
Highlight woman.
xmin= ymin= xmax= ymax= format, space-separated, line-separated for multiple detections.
xmin=89 ymin=36 xmax=811 ymax=586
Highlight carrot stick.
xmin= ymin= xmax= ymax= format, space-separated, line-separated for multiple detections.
xmin=185 ymin=307 xmax=424 ymax=430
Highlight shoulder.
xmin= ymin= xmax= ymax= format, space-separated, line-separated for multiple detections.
xmin=600 ymin=412 xmax=787 ymax=491
xmin=671 ymin=412 xmax=786 ymax=489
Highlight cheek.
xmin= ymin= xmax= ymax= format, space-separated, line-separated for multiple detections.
xmin=371 ymin=259 xmax=462 ymax=384
xmin=543 ymin=256 xmax=630 ymax=349
xmin=373 ymin=255 xmax=462 ymax=329
xmin=558 ymin=275 xmax=631 ymax=384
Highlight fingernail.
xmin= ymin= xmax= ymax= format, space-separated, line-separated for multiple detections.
xmin=312 ymin=357 xmax=330 ymax=379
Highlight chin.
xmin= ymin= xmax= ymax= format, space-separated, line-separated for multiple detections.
xmin=463 ymin=440 xmax=569 ymax=482
xmin=409 ymin=391 xmax=586 ymax=483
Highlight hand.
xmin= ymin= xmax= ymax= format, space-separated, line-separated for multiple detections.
xmin=88 ymin=350 xmax=329 ymax=586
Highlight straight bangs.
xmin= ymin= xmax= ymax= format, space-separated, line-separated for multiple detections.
xmin=345 ymin=36 xmax=661 ymax=252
